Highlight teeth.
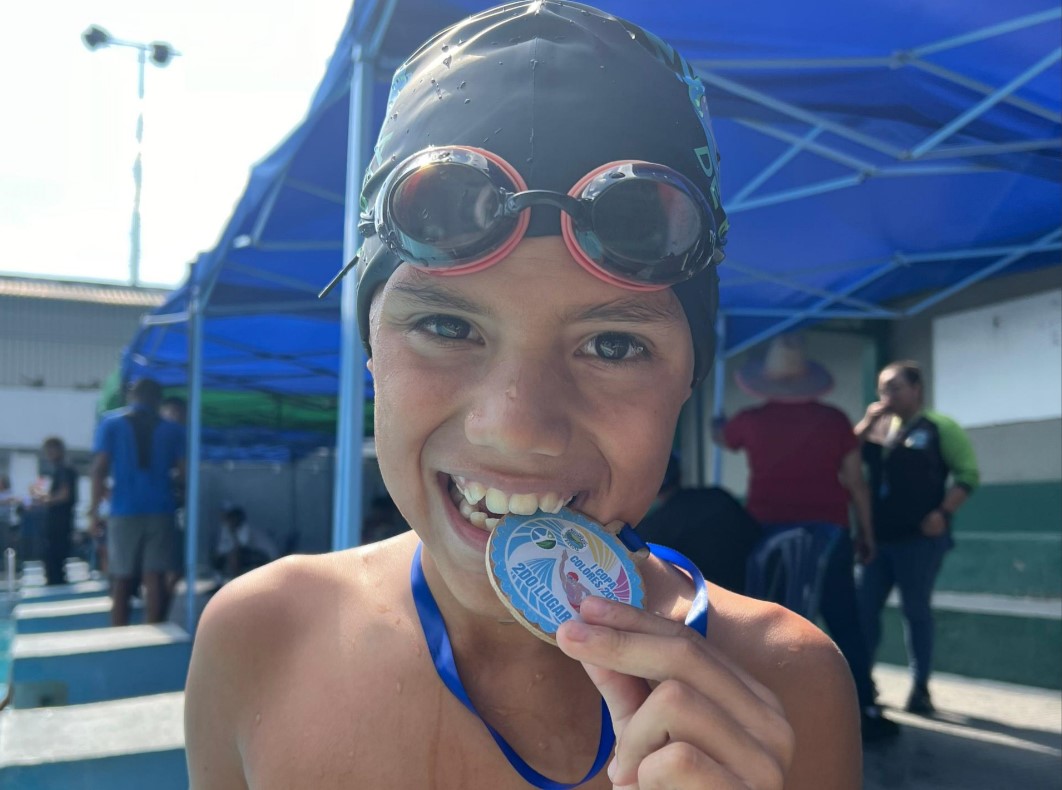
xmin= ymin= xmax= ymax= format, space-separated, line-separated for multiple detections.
xmin=452 ymin=476 xmax=574 ymax=520
xmin=485 ymin=517 xmax=500 ymax=529
xmin=463 ymin=481 xmax=486 ymax=505
xmin=539 ymin=492 xmax=562 ymax=514
xmin=469 ymin=511 xmax=488 ymax=528
xmin=485 ymin=487 xmax=510 ymax=515
xmin=508 ymin=493 xmax=539 ymax=516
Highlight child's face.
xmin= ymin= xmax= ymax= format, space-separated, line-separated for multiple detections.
xmin=368 ymin=236 xmax=694 ymax=599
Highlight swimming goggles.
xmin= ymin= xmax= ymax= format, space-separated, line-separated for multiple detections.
xmin=324 ymin=146 xmax=720 ymax=295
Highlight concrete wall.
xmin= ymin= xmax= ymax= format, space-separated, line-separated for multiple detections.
xmin=0 ymin=297 xmax=146 ymax=390
xmin=889 ymin=265 xmax=1062 ymax=486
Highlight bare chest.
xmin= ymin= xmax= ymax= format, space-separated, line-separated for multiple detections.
xmin=240 ymin=627 xmax=612 ymax=789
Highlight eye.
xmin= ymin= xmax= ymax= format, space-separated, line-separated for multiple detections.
xmin=582 ymin=332 xmax=648 ymax=363
xmin=414 ymin=314 xmax=476 ymax=341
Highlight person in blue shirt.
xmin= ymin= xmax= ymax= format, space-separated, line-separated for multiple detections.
xmin=89 ymin=378 xmax=186 ymax=625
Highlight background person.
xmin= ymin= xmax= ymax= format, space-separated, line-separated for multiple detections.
xmin=636 ymin=453 xmax=762 ymax=594
xmin=89 ymin=377 xmax=186 ymax=625
xmin=713 ymin=333 xmax=896 ymax=740
xmin=855 ymin=359 xmax=979 ymax=716
xmin=212 ymin=505 xmax=279 ymax=580
xmin=32 ymin=437 xmax=78 ymax=586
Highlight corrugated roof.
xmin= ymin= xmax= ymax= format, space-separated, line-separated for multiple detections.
xmin=0 ymin=276 xmax=170 ymax=308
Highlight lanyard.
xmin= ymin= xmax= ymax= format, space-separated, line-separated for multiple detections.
xmin=410 ymin=541 xmax=708 ymax=788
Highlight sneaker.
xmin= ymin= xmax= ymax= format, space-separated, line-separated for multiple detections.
xmin=906 ymin=684 xmax=936 ymax=715
xmin=861 ymin=705 xmax=900 ymax=742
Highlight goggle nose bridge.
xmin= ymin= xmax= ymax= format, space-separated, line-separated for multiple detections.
xmin=504 ymin=190 xmax=589 ymax=224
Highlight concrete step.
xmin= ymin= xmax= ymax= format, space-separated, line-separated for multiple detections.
xmin=11 ymin=623 xmax=191 ymax=708
xmin=0 ymin=691 xmax=187 ymax=790
xmin=878 ymin=593 xmax=1062 ymax=689
xmin=17 ymin=580 xmax=110 ymax=605
xmin=938 ymin=531 xmax=1062 ymax=598
xmin=15 ymin=596 xmax=143 ymax=633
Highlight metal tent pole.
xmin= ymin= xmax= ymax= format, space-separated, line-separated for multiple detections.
xmin=332 ymin=46 xmax=374 ymax=550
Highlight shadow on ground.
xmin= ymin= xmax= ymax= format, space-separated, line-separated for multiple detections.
xmin=863 ymin=665 xmax=1061 ymax=790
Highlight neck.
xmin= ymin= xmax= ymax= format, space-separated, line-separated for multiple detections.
xmin=895 ymin=404 xmax=922 ymax=423
xmin=418 ymin=544 xmax=572 ymax=673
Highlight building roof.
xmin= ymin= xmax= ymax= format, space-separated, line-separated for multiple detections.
xmin=0 ymin=276 xmax=170 ymax=308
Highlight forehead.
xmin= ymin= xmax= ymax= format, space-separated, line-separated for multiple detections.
xmin=879 ymin=369 xmax=908 ymax=386
xmin=378 ymin=237 xmax=689 ymax=327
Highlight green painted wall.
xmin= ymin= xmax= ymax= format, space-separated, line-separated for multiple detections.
xmin=877 ymin=608 xmax=1062 ymax=690
xmin=954 ymin=481 xmax=1061 ymax=534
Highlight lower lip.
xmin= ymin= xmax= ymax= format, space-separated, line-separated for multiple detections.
xmin=438 ymin=474 xmax=492 ymax=552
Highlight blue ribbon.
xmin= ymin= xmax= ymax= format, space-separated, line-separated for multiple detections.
xmin=411 ymin=540 xmax=708 ymax=789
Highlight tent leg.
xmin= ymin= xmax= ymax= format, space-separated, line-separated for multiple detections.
xmin=332 ymin=46 xmax=375 ymax=550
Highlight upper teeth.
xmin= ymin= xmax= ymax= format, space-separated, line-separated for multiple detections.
xmin=452 ymin=476 xmax=572 ymax=516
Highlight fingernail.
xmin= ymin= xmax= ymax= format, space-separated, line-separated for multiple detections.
xmin=607 ymin=757 xmax=619 ymax=782
xmin=563 ymin=621 xmax=588 ymax=642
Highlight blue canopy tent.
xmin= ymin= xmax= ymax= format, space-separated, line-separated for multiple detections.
xmin=120 ymin=0 xmax=1061 ymax=624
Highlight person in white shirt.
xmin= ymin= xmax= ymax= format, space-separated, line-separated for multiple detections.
xmin=213 ymin=505 xmax=279 ymax=579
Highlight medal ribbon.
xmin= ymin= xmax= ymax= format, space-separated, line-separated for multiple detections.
xmin=411 ymin=539 xmax=708 ymax=789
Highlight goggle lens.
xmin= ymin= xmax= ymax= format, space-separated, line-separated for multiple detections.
xmin=388 ymin=163 xmax=519 ymax=266
xmin=587 ymin=178 xmax=705 ymax=282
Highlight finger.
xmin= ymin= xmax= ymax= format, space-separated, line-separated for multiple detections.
xmin=636 ymin=741 xmax=751 ymax=790
xmin=611 ymin=679 xmax=791 ymax=788
xmin=558 ymin=620 xmax=788 ymax=763
xmin=578 ymin=658 xmax=650 ymax=743
xmin=571 ymin=596 xmax=784 ymax=715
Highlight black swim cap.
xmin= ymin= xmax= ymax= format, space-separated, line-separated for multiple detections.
xmin=356 ymin=0 xmax=727 ymax=385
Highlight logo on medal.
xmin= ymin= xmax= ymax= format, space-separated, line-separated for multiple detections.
xmin=531 ymin=526 xmax=557 ymax=550
xmin=488 ymin=509 xmax=646 ymax=644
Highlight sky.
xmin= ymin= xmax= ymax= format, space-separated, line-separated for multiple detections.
xmin=0 ymin=0 xmax=354 ymax=288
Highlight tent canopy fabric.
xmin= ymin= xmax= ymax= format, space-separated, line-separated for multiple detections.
xmin=123 ymin=0 xmax=1061 ymax=399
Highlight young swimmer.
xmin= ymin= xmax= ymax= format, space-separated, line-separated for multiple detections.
xmin=185 ymin=3 xmax=862 ymax=788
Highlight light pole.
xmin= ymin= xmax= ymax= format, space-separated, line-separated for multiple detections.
xmin=82 ymin=25 xmax=179 ymax=287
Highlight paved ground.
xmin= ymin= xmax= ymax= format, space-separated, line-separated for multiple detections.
xmin=864 ymin=663 xmax=1062 ymax=789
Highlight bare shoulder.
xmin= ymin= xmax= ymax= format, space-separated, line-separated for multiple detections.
xmin=708 ymin=586 xmax=862 ymax=790
xmin=185 ymin=535 xmax=418 ymax=789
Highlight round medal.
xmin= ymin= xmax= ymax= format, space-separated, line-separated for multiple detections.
xmin=486 ymin=508 xmax=646 ymax=645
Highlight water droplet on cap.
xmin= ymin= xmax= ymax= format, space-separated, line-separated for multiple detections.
xmin=443 ymin=55 xmax=452 ymax=68
xmin=458 ymin=81 xmax=466 ymax=89
xmin=464 ymin=98 xmax=471 ymax=104
xmin=441 ymin=44 xmax=449 ymax=52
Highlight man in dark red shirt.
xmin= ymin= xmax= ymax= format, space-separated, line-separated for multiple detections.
xmin=714 ymin=333 xmax=897 ymax=741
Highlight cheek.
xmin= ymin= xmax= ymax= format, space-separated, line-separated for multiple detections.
xmin=589 ymin=378 xmax=688 ymax=504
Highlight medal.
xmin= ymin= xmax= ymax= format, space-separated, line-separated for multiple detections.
xmin=486 ymin=507 xmax=646 ymax=644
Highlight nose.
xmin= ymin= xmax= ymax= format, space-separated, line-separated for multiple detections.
xmin=464 ymin=353 xmax=574 ymax=458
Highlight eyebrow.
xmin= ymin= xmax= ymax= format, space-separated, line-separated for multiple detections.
xmin=389 ymin=280 xmax=494 ymax=318
xmin=570 ymin=296 xmax=685 ymax=327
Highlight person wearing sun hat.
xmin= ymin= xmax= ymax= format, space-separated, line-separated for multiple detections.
xmin=186 ymin=4 xmax=863 ymax=786
xmin=714 ymin=332 xmax=899 ymax=741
